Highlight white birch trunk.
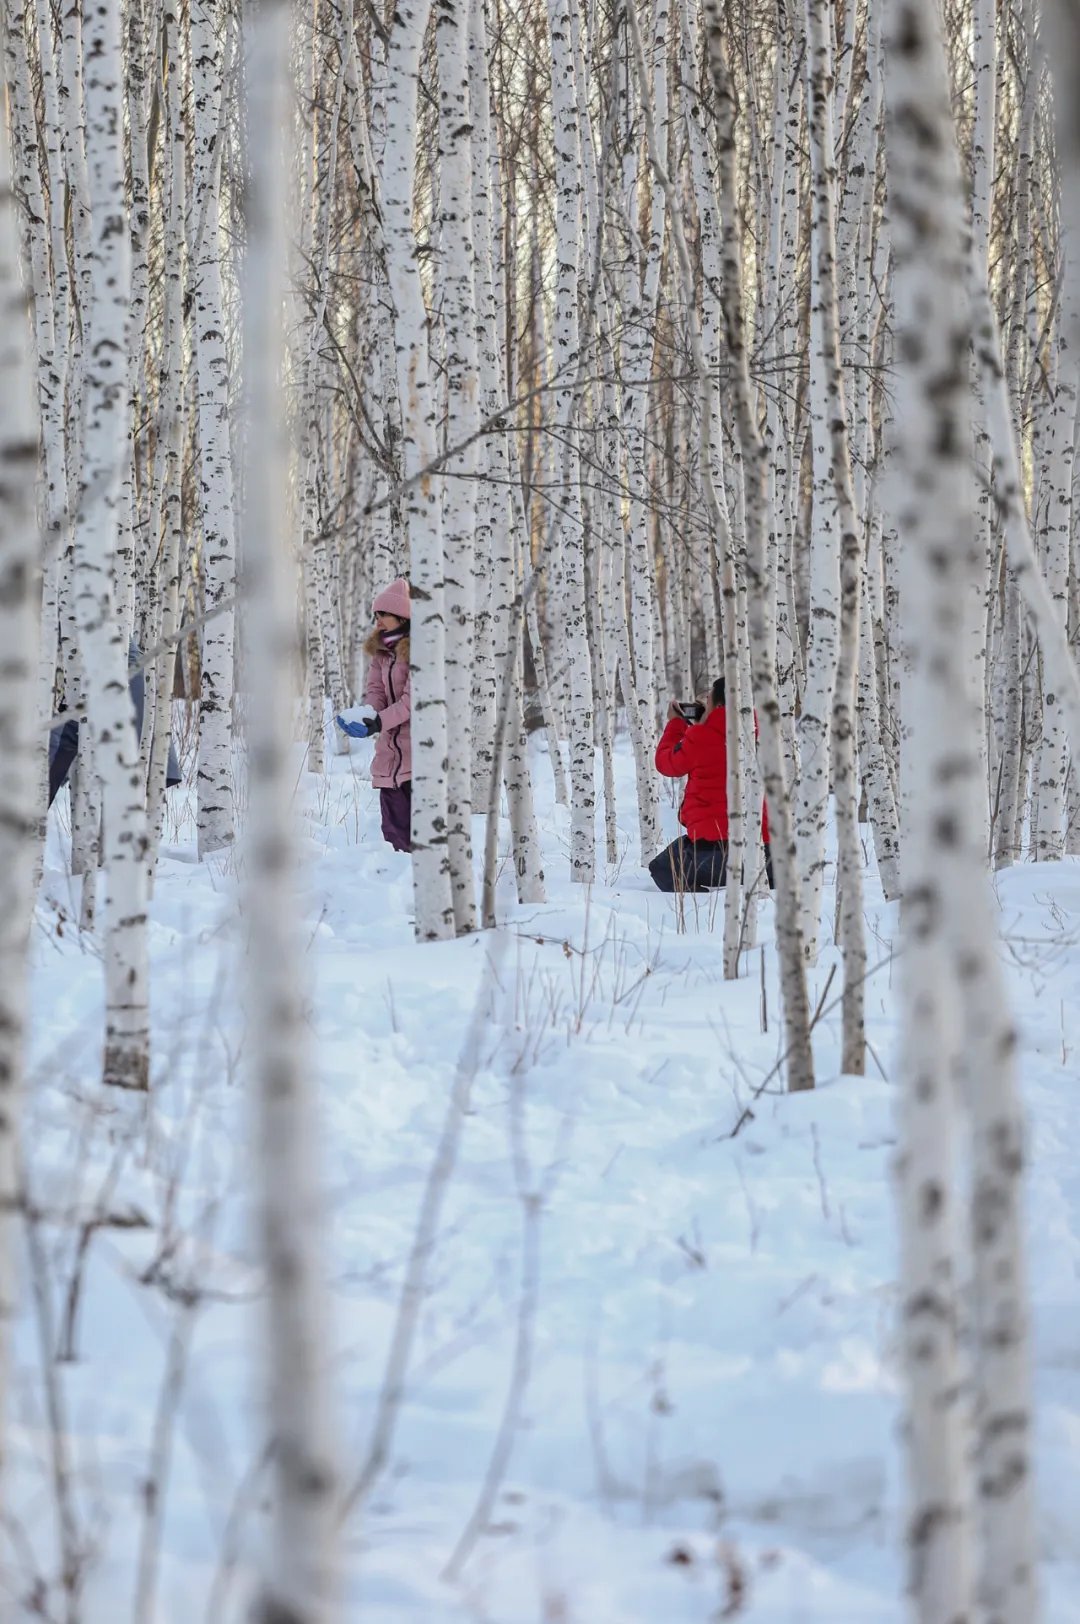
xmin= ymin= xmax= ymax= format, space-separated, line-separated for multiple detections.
xmin=806 ymin=0 xmax=865 ymax=1071
xmin=973 ymin=283 xmax=1080 ymax=858
xmin=859 ymin=516 xmax=902 ymax=897
xmin=703 ymin=7 xmax=815 ymax=1089
xmin=1033 ymin=333 xmax=1076 ymax=859
xmin=467 ymin=13 xmax=498 ymax=806
xmin=634 ymin=0 xmax=750 ymax=964
xmin=6 ymin=0 xmax=68 ymax=848
xmin=436 ymin=0 xmax=479 ymax=934
xmin=888 ymin=19 xmax=976 ymax=1611
xmin=1050 ymin=1 xmax=1080 ymax=330
xmin=887 ymin=4 xmax=1039 ymax=1616
xmin=382 ymin=0 xmax=456 ymax=937
xmin=147 ymin=13 xmax=186 ymax=854
xmin=117 ymin=0 xmax=150 ymax=647
xmin=190 ymin=0 xmax=237 ymax=857
xmin=242 ymin=1 xmax=340 ymax=1613
xmin=73 ymin=0 xmax=150 ymax=1091
xmin=676 ymin=0 xmax=752 ymax=965
xmin=1050 ymin=0 xmax=1080 ymax=850
xmin=967 ymin=0 xmax=997 ymax=848
xmin=467 ymin=0 xmax=545 ymax=901
xmin=613 ymin=3 xmax=666 ymax=862
xmin=763 ymin=24 xmax=802 ymax=798
xmin=546 ymin=0 xmax=595 ymax=880
xmin=796 ymin=18 xmax=841 ymax=961
xmin=0 ymin=74 xmax=41 ymax=1488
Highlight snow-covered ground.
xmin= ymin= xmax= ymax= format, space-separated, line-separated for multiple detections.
xmin=12 ymin=730 xmax=1080 ymax=1621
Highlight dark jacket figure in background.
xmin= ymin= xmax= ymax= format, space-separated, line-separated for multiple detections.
xmin=48 ymin=642 xmax=182 ymax=807
xmin=649 ymin=677 xmax=773 ymax=894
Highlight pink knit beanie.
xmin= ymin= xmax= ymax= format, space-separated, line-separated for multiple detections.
xmin=372 ymin=578 xmax=410 ymax=620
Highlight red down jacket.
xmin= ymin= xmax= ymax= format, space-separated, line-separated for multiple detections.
xmin=655 ymin=708 xmax=769 ymax=843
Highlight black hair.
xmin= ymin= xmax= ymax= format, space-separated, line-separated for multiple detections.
xmin=711 ymin=676 xmax=726 ymax=709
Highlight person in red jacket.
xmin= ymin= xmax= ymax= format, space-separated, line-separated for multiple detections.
xmin=649 ymin=677 xmax=773 ymax=893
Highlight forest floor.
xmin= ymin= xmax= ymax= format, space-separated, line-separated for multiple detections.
xmin=11 ymin=727 xmax=1080 ymax=1621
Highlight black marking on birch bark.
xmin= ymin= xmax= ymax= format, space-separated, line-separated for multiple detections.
xmin=919 ymin=1179 xmax=944 ymax=1220
xmin=253 ymin=1598 xmax=305 ymax=1624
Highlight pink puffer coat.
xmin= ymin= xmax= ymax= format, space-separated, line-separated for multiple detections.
xmin=364 ymin=639 xmax=411 ymax=787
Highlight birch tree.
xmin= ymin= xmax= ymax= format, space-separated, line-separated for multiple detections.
xmin=190 ymin=0 xmax=238 ymax=857
xmin=435 ymin=0 xmax=479 ymax=935
xmin=796 ymin=45 xmax=842 ymax=961
xmin=0 ymin=72 xmax=40 ymax=1493
xmin=71 ymin=0 xmax=151 ymax=1091
xmin=806 ymin=0 xmax=865 ymax=1071
xmin=382 ymin=0 xmax=456 ymax=939
xmin=241 ymin=0 xmax=341 ymax=1613
xmin=888 ymin=0 xmax=1038 ymax=1615
xmin=545 ymin=0 xmax=595 ymax=882
xmin=703 ymin=4 xmax=815 ymax=1093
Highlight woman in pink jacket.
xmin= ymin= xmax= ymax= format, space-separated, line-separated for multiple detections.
xmin=336 ymin=578 xmax=412 ymax=851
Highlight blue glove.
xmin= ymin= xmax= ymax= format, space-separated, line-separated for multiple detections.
xmin=335 ymin=713 xmax=381 ymax=739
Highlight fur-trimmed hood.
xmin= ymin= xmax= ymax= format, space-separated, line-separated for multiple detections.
xmin=363 ymin=629 xmax=410 ymax=663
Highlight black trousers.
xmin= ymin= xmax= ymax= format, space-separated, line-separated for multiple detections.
xmin=648 ymin=837 xmax=774 ymax=894
xmin=379 ymin=782 xmax=412 ymax=852
xmin=48 ymin=721 xmax=81 ymax=807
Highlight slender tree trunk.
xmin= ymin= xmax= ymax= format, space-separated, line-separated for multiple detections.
xmin=436 ymin=0 xmax=479 ymax=934
xmin=546 ymin=0 xmax=595 ymax=881
xmin=147 ymin=5 xmax=186 ymax=856
xmin=1033 ymin=335 xmax=1076 ymax=858
xmin=73 ymin=0 xmax=151 ymax=1091
xmin=242 ymin=1 xmax=340 ymax=1614
xmin=796 ymin=3 xmax=841 ymax=961
xmin=887 ymin=3 xmax=1039 ymax=1616
xmin=0 ymin=72 xmax=41 ymax=1497
xmin=806 ymin=0 xmax=865 ymax=1071
xmin=703 ymin=6 xmax=815 ymax=1090
xmin=190 ymin=0 xmax=237 ymax=856
xmin=382 ymin=0 xmax=455 ymax=939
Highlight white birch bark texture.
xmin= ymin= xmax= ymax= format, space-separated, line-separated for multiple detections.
xmin=1033 ymin=336 xmax=1076 ymax=859
xmin=632 ymin=0 xmax=748 ymax=973
xmin=117 ymin=0 xmax=149 ymax=646
xmin=805 ymin=0 xmax=865 ymax=1073
xmin=467 ymin=0 xmax=499 ymax=811
xmin=381 ymin=0 xmax=456 ymax=939
xmin=761 ymin=22 xmax=802 ymax=802
xmin=72 ymin=0 xmax=151 ymax=1091
xmin=190 ymin=0 xmax=237 ymax=857
xmin=676 ymin=0 xmax=751 ymax=967
xmin=6 ymin=0 xmax=66 ymax=844
xmin=6 ymin=0 xmax=66 ymax=577
xmin=1050 ymin=0 xmax=1080 ymax=328
xmin=702 ymin=5 xmax=815 ymax=1092
xmin=467 ymin=0 xmax=545 ymax=907
xmin=295 ymin=24 xmax=331 ymax=776
xmin=967 ymin=0 xmax=996 ymax=854
xmin=435 ymin=0 xmax=479 ymax=935
xmin=608 ymin=3 xmax=664 ymax=869
xmin=1047 ymin=1 xmax=1080 ymax=851
xmin=146 ymin=2 xmax=187 ymax=858
xmin=545 ymin=0 xmax=595 ymax=881
xmin=886 ymin=1 xmax=1039 ymax=1616
xmin=971 ymin=278 xmax=1080 ymax=851
xmin=0 ymin=81 xmax=41 ymax=1489
xmin=241 ymin=0 xmax=340 ymax=1614
xmin=795 ymin=5 xmax=842 ymax=962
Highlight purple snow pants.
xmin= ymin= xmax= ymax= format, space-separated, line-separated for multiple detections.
xmin=379 ymin=782 xmax=412 ymax=852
